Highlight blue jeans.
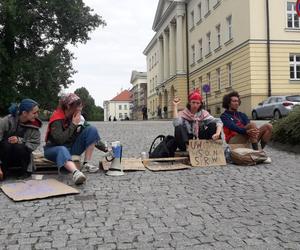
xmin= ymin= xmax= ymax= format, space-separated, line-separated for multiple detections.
xmin=44 ymin=126 xmax=100 ymax=168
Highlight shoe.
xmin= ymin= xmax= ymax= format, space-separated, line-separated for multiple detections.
xmin=264 ymin=157 xmax=272 ymax=164
xmin=72 ymin=170 xmax=86 ymax=185
xmin=82 ymin=163 xmax=99 ymax=173
xmin=95 ymin=140 xmax=108 ymax=152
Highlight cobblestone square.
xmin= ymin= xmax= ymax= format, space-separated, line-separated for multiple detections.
xmin=0 ymin=121 xmax=299 ymax=249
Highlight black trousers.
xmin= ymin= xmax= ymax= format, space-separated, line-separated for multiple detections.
xmin=0 ymin=141 xmax=31 ymax=178
xmin=174 ymin=123 xmax=217 ymax=151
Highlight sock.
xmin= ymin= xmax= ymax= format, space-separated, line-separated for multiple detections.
xmin=261 ymin=140 xmax=266 ymax=149
xmin=252 ymin=143 xmax=258 ymax=150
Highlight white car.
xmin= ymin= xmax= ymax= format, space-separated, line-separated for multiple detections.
xmin=252 ymin=95 xmax=300 ymax=120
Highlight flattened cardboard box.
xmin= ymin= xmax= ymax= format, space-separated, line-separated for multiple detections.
xmin=100 ymin=158 xmax=146 ymax=171
xmin=1 ymin=179 xmax=79 ymax=201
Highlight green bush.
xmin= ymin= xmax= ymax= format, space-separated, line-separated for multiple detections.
xmin=272 ymin=106 xmax=300 ymax=145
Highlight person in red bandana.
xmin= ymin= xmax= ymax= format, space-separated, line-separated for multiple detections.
xmin=173 ymin=89 xmax=223 ymax=151
xmin=44 ymin=93 xmax=105 ymax=185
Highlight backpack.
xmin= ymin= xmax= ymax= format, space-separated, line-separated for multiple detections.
xmin=149 ymin=135 xmax=178 ymax=158
xmin=230 ymin=148 xmax=268 ymax=166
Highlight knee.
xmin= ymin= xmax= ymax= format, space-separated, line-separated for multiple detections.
xmin=266 ymin=123 xmax=273 ymax=132
xmin=56 ymin=146 xmax=71 ymax=158
xmin=85 ymin=126 xmax=99 ymax=138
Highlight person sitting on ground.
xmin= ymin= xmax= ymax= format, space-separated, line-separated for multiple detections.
xmin=44 ymin=93 xmax=106 ymax=185
xmin=0 ymin=99 xmax=41 ymax=180
xmin=173 ymin=89 xmax=223 ymax=151
xmin=220 ymin=91 xmax=273 ymax=150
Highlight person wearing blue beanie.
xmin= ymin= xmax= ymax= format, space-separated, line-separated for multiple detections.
xmin=0 ymin=99 xmax=41 ymax=180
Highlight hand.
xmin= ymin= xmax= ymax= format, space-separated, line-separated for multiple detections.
xmin=212 ymin=133 xmax=221 ymax=141
xmin=72 ymin=112 xmax=81 ymax=125
xmin=247 ymin=128 xmax=259 ymax=139
xmin=8 ymin=136 xmax=18 ymax=144
xmin=173 ymin=96 xmax=181 ymax=106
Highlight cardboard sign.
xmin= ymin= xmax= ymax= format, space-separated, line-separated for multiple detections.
xmin=189 ymin=140 xmax=226 ymax=167
xmin=1 ymin=179 xmax=79 ymax=201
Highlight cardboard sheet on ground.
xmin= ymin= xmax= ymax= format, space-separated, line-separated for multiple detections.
xmin=142 ymin=157 xmax=190 ymax=171
xmin=1 ymin=179 xmax=79 ymax=201
xmin=100 ymin=158 xmax=146 ymax=171
xmin=145 ymin=162 xmax=191 ymax=171
xmin=189 ymin=140 xmax=226 ymax=167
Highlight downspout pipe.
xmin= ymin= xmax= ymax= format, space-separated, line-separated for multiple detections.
xmin=266 ymin=0 xmax=272 ymax=97
xmin=185 ymin=3 xmax=190 ymax=96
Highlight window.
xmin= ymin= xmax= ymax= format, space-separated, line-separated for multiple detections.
xmin=199 ymin=76 xmax=203 ymax=91
xmin=119 ymin=113 xmax=123 ymax=119
xmin=207 ymin=32 xmax=211 ymax=54
xmin=227 ymin=15 xmax=232 ymax=40
xmin=216 ymin=68 xmax=221 ymax=90
xmin=150 ymin=79 xmax=152 ymax=93
xmin=124 ymin=105 xmax=127 ymax=110
xmin=119 ymin=105 xmax=122 ymax=110
xmin=290 ymin=54 xmax=300 ymax=80
xmin=207 ymin=72 xmax=211 ymax=92
xmin=154 ymin=53 xmax=157 ymax=65
xmin=198 ymin=3 xmax=202 ymax=21
xmin=287 ymin=2 xmax=300 ymax=28
xmin=216 ymin=24 xmax=221 ymax=48
xmin=227 ymin=62 xmax=232 ymax=86
xmin=190 ymin=11 xmax=195 ymax=28
xmin=155 ymin=75 xmax=158 ymax=86
xmin=124 ymin=113 xmax=128 ymax=118
xmin=206 ymin=0 xmax=210 ymax=13
xmin=199 ymin=39 xmax=203 ymax=59
xmin=152 ymin=56 xmax=154 ymax=68
xmin=149 ymin=59 xmax=151 ymax=70
xmin=191 ymin=45 xmax=195 ymax=64
xmin=191 ymin=80 xmax=195 ymax=90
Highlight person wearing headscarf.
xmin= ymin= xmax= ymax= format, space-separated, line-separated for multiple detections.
xmin=173 ymin=89 xmax=223 ymax=151
xmin=44 ymin=93 xmax=105 ymax=185
xmin=0 ymin=99 xmax=41 ymax=180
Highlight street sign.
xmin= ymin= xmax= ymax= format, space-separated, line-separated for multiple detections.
xmin=297 ymin=0 xmax=300 ymax=17
xmin=202 ymin=84 xmax=210 ymax=93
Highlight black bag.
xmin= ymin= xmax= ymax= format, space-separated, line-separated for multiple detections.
xmin=149 ymin=135 xmax=177 ymax=158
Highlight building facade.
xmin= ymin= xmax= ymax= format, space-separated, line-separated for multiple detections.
xmin=130 ymin=71 xmax=147 ymax=120
xmin=144 ymin=0 xmax=300 ymax=117
xmin=103 ymin=90 xmax=133 ymax=121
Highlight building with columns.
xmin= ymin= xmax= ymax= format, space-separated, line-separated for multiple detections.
xmin=143 ymin=0 xmax=188 ymax=119
xmin=144 ymin=0 xmax=300 ymax=118
xmin=130 ymin=71 xmax=147 ymax=120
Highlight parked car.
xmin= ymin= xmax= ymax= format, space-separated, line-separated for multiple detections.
xmin=252 ymin=95 xmax=300 ymax=120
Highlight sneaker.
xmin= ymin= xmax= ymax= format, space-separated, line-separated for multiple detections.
xmin=82 ymin=163 xmax=99 ymax=173
xmin=95 ymin=140 xmax=108 ymax=152
xmin=264 ymin=157 xmax=272 ymax=164
xmin=72 ymin=170 xmax=86 ymax=185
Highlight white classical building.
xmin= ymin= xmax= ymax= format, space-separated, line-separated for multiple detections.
xmin=103 ymin=90 xmax=133 ymax=121
xmin=130 ymin=71 xmax=147 ymax=120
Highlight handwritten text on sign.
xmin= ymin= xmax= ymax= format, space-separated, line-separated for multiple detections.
xmin=189 ymin=140 xmax=226 ymax=167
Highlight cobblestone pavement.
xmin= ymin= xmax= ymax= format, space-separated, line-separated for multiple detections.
xmin=0 ymin=121 xmax=299 ymax=250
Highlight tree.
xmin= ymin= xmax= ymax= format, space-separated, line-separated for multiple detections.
xmin=0 ymin=0 xmax=105 ymax=114
xmin=74 ymin=87 xmax=103 ymax=121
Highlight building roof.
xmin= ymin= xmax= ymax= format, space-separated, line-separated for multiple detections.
xmin=110 ymin=90 xmax=133 ymax=102
xmin=130 ymin=70 xmax=147 ymax=84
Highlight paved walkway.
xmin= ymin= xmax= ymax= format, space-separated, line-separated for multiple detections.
xmin=0 ymin=121 xmax=299 ymax=249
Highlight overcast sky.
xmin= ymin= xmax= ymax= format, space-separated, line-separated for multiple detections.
xmin=66 ymin=0 xmax=159 ymax=107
